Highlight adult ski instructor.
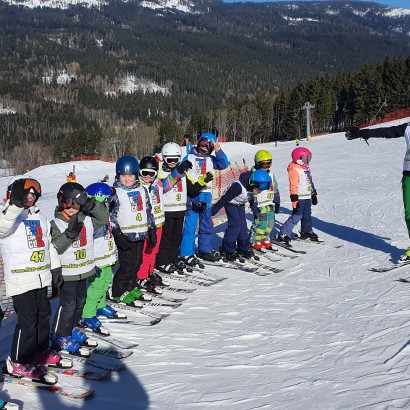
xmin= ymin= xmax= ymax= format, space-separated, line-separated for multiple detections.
xmin=180 ymin=133 xmax=229 ymax=266
xmin=346 ymin=121 xmax=410 ymax=261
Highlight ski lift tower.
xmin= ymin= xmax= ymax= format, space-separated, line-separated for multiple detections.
xmin=301 ymin=102 xmax=315 ymax=141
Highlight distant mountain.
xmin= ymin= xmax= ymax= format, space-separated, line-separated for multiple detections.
xmin=0 ymin=0 xmax=409 ymax=144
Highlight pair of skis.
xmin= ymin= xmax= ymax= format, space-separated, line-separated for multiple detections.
xmin=0 ymin=373 xmax=95 ymax=400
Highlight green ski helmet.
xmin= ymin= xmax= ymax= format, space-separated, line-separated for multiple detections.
xmin=254 ymin=150 xmax=272 ymax=166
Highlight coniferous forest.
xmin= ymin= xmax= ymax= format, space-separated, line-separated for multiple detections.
xmin=0 ymin=0 xmax=409 ymax=171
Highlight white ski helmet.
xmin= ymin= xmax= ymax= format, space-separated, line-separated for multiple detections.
xmin=161 ymin=142 xmax=182 ymax=165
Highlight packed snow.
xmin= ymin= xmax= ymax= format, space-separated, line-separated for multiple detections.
xmin=2 ymin=119 xmax=410 ymax=409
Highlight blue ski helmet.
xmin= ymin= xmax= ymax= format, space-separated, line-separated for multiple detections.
xmin=86 ymin=182 xmax=114 ymax=203
xmin=198 ymin=132 xmax=217 ymax=144
xmin=249 ymin=169 xmax=271 ymax=191
xmin=116 ymin=155 xmax=139 ymax=176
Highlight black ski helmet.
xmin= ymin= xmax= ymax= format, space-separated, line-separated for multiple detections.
xmin=139 ymin=156 xmax=159 ymax=172
xmin=57 ymin=182 xmax=85 ymax=209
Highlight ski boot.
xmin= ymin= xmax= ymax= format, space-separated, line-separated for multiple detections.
xmin=181 ymin=255 xmax=205 ymax=270
xmin=298 ymin=231 xmax=320 ymax=242
xmin=277 ymin=234 xmax=292 ymax=245
xmin=261 ymin=240 xmax=278 ymax=251
xmin=51 ymin=335 xmax=90 ymax=357
xmin=97 ymin=305 xmax=127 ymax=319
xmin=79 ymin=316 xmax=110 ymax=336
xmin=137 ymin=278 xmax=162 ymax=294
xmin=196 ymin=250 xmax=222 ymax=262
xmin=238 ymin=249 xmax=260 ymax=261
xmin=34 ymin=348 xmax=73 ymax=369
xmin=149 ymin=272 xmax=170 ymax=287
xmin=400 ymin=247 xmax=410 ymax=262
xmin=175 ymin=258 xmax=194 ymax=274
xmin=220 ymin=250 xmax=245 ymax=264
xmin=72 ymin=327 xmax=98 ymax=347
xmin=130 ymin=287 xmax=152 ymax=302
xmin=5 ymin=356 xmax=57 ymax=385
xmin=251 ymin=242 xmax=266 ymax=252
xmin=156 ymin=263 xmax=179 ymax=275
xmin=0 ymin=399 xmax=19 ymax=409
xmin=108 ymin=288 xmax=145 ymax=306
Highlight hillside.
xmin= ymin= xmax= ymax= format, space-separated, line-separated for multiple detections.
xmin=0 ymin=1 xmax=409 ymax=113
xmin=0 ymin=0 xmax=409 ymax=162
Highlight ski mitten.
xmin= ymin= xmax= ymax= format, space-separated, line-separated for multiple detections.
xmin=51 ymin=267 xmax=64 ymax=289
xmin=72 ymin=189 xmax=96 ymax=213
xmin=9 ymin=179 xmax=27 ymax=208
xmin=147 ymin=227 xmax=157 ymax=249
xmin=112 ymin=228 xmax=132 ymax=251
xmin=177 ymin=160 xmax=193 ymax=174
xmin=65 ymin=213 xmax=83 ymax=240
xmin=290 ymin=194 xmax=299 ymax=209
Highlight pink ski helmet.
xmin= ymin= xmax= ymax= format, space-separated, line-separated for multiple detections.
xmin=291 ymin=147 xmax=312 ymax=166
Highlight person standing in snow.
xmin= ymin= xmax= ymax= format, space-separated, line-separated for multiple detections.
xmin=211 ymin=169 xmax=272 ymax=262
xmin=277 ymin=147 xmax=318 ymax=245
xmin=249 ymin=150 xmax=281 ymax=251
xmin=155 ymin=142 xmax=208 ymax=274
xmin=346 ymin=122 xmax=410 ymax=260
xmin=51 ymin=182 xmax=108 ymax=354
xmin=109 ymin=155 xmax=156 ymax=304
xmin=135 ymin=155 xmax=187 ymax=293
xmin=81 ymin=182 xmax=124 ymax=321
xmin=180 ymin=133 xmax=229 ymax=266
xmin=0 ymin=177 xmax=71 ymax=384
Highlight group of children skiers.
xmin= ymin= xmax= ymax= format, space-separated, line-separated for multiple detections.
xmin=0 ymin=133 xmax=319 ymax=398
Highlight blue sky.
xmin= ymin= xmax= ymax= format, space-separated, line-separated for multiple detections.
xmin=223 ymin=0 xmax=410 ymax=10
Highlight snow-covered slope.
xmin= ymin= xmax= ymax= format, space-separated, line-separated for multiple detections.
xmin=1 ymin=121 xmax=410 ymax=408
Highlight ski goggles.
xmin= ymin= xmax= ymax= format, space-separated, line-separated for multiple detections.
xmin=198 ymin=141 xmax=213 ymax=151
xmin=259 ymin=160 xmax=272 ymax=167
xmin=164 ymin=157 xmax=180 ymax=164
xmin=252 ymin=181 xmax=270 ymax=191
xmin=23 ymin=178 xmax=42 ymax=196
xmin=301 ymin=155 xmax=312 ymax=163
xmin=140 ymin=169 xmax=157 ymax=178
xmin=60 ymin=197 xmax=81 ymax=210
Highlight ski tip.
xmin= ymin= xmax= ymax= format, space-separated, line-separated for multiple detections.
xmin=74 ymin=389 xmax=96 ymax=399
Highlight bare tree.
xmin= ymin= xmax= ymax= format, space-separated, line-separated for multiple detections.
xmin=238 ymin=103 xmax=260 ymax=143
xmin=214 ymin=109 xmax=230 ymax=140
xmin=9 ymin=142 xmax=54 ymax=174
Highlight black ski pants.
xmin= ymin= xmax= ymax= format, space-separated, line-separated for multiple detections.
xmin=112 ymin=240 xmax=144 ymax=298
xmin=156 ymin=213 xmax=184 ymax=267
xmin=53 ymin=279 xmax=87 ymax=337
xmin=11 ymin=287 xmax=51 ymax=364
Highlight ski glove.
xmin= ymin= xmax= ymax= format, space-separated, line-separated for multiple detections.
xmin=112 ymin=228 xmax=132 ymax=251
xmin=51 ymin=267 xmax=64 ymax=290
xmin=274 ymin=203 xmax=280 ymax=214
xmin=72 ymin=189 xmax=96 ymax=213
xmin=211 ymin=205 xmax=218 ymax=217
xmin=290 ymin=194 xmax=299 ymax=209
xmin=345 ymin=126 xmax=362 ymax=140
xmin=311 ymin=191 xmax=318 ymax=206
xmin=147 ymin=227 xmax=157 ymax=249
xmin=94 ymin=266 xmax=101 ymax=278
xmin=9 ymin=179 xmax=27 ymax=208
xmin=176 ymin=160 xmax=193 ymax=174
xmin=203 ymin=172 xmax=214 ymax=183
xmin=65 ymin=213 xmax=83 ymax=240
